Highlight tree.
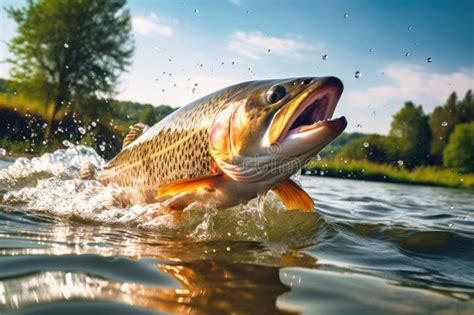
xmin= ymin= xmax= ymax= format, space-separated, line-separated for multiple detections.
xmin=336 ymin=134 xmax=400 ymax=164
xmin=389 ymin=102 xmax=431 ymax=168
xmin=428 ymin=90 xmax=474 ymax=164
xmin=443 ymin=122 xmax=474 ymax=173
xmin=6 ymin=0 xmax=134 ymax=138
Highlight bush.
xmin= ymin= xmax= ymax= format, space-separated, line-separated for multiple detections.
xmin=443 ymin=122 xmax=474 ymax=173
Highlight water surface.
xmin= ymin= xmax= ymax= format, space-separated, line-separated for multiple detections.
xmin=0 ymin=147 xmax=473 ymax=314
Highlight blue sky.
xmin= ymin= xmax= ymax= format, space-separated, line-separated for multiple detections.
xmin=1 ymin=0 xmax=473 ymax=133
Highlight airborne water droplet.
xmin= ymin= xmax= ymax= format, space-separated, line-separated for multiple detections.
xmin=354 ymin=71 xmax=361 ymax=79
xmin=78 ymin=127 xmax=86 ymax=135
xmin=62 ymin=140 xmax=73 ymax=147
xmin=0 ymin=148 xmax=6 ymax=156
xmin=63 ymin=43 xmax=69 ymax=48
xmin=407 ymin=26 xmax=412 ymax=30
xmin=343 ymin=13 xmax=349 ymax=18
xmin=91 ymin=121 xmax=97 ymax=127
xmin=363 ymin=142 xmax=369 ymax=148
xmin=322 ymin=54 xmax=328 ymax=60
xmin=427 ymin=57 xmax=433 ymax=63
xmin=405 ymin=52 xmax=410 ymax=57
xmin=397 ymin=160 xmax=404 ymax=166
xmin=441 ymin=121 xmax=448 ymax=127
xmin=194 ymin=9 xmax=199 ymax=13
xmin=369 ymin=48 xmax=374 ymax=52
xmin=99 ymin=145 xmax=105 ymax=151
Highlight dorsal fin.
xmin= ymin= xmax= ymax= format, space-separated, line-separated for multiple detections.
xmin=122 ymin=123 xmax=149 ymax=149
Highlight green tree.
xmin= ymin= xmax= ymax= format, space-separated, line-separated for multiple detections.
xmin=429 ymin=92 xmax=458 ymax=163
xmin=389 ymin=102 xmax=431 ymax=168
xmin=6 ymin=0 xmax=134 ymax=138
xmin=429 ymin=90 xmax=474 ymax=164
xmin=336 ymin=134 xmax=400 ymax=164
xmin=443 ymin=122 xmax=474 ymax=173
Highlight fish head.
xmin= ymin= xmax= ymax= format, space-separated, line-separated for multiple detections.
xmin=209 ymin=77 xmax=346 ymax=185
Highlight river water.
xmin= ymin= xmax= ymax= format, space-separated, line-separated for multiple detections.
xmin=0 ymin=146 xmax=473 ymax=314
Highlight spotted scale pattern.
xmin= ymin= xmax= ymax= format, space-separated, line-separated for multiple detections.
xmin=97 ymin=82 xmax=252 ymax=194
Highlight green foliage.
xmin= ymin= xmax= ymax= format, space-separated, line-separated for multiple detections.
xmin=305 ymin=159 xmax=474 ymax=190
xmin=443 ymin=122 xmax=474 ymax=173
xmin=389 ymin=101 xmax=431 ymax=168
xmin=429 ymin=90 xmax=474 ymax=163
xmin=319 ymin=132 xmax=366 ymax=157
xmin=6 ymin=0 xmax=134 ymax=137
xmin=337 ymin=133 xmax=406 ymax=165
xmin=0 ymin=89 xmax=175 ymax=158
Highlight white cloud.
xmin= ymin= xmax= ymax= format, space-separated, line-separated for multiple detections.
xmin=228 ymin=31 xmax=322 ymax=60
xmin=132 ymin=13 xmax=176 ymax=37
xmin=346 ymin=63 xmax=473 ymax=110
xmin=341 ymin=63 xmax=473 ymax=133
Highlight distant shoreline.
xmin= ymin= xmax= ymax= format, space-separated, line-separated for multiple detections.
xmin=304 ymin=160 xmax=474 ymax=190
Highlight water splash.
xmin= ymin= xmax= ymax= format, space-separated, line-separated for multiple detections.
xmin=0 ymin=146 xmax=320 ymax=244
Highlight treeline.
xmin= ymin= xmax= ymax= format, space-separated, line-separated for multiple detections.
xmin=0 ymin=79 xmax=175 ymax=159
xmin=334 ymin=90 xmax=474 ymax=173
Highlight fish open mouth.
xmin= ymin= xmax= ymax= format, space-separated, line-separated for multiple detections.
xmin=267 ymin=77 xmax=346 ymax=145
xmin=286 ymin=86 xmax=346 ymax=139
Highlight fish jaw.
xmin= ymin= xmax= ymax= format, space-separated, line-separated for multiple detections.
xmin=264 ymin=77 xmax=344 ymax=148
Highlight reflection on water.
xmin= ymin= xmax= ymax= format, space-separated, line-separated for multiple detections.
xmin=0 ymin=149 xmax=474 ymax=314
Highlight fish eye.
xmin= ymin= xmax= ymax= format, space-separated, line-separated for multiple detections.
xmin=266 ymin=85 xmax=287 ymax=104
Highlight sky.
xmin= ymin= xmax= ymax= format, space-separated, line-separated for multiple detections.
xmin=0 ymin=0 xmax=473 ymax=134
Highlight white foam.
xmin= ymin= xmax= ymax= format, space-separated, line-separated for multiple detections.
xmin=0 ymin=146 xmax=320 ymax=242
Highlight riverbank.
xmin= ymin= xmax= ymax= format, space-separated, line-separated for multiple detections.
xmin=305 ymin=159 xmax=474 ymax=190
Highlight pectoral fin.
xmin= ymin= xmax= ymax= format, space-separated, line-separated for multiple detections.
xmin=272 ymin=179 xmax=314 ymax=212
xmin=157 ymin=174 xmax=222 ymax=198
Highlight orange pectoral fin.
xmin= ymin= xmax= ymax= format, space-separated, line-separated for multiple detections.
xmin=272 ymin=179 xmax=314 ymax=212
xmin=157 ymin=174 xmax=222 ymax=198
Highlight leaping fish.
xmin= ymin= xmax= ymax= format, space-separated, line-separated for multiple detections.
xmin=80 ymin=77 xmax=347 ymax=211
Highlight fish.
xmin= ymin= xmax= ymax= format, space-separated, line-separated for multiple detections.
xmin=80 ymin=77 xmax=346 ymax=211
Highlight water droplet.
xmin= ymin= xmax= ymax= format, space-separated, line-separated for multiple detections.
xmin=91 ymin=121 xmax=97 ymax=127
xmin=267 ymin=48 xmax=271 ymax=52
xmin=231 ymin=61 xmax=235 ymax=66
xmin=168 ymin=58 xmax=172 ymax=62
xmin=427 ymin=57 xmax=432 ymax=63
xmin=441 ymin=121 xmax=448 ymax=127
xmin=357 ymin=124 xmax=362 ymax=128
xmin=194 ymin=9 xmax=199 ymax=13
xmin=322 ymin=54 xmax=328 ymax=60
xmin=62 ymin=140 xmax=73 ymax=147
xmin=405 ymin=52 xmax=410 ymax=57
xmin=0 ymin=148 xmax=6 ymax=155
xmin=226 ymin=247 xmax=231 ymax=252
xmin=78 ymin=127 xmax=86 ymax=135
xmin=99 ymin=145 xmax=105 ymax=151
xmin=63 ymin=43 xmax=69 ymax=48
xmin=369 ymin=48 xmax=374 ymax=52
xmin=407 ymin=26 xmax=412 ymax=30
xmin=363 ymin=142 xmax=369 ymax=148
xmin=343 ymin=13 xmax=349 ymax=18
xmin=246 ymin=10 xmax=250 ymax=14
xmin=397 ymin=160 xmax=404 ymax=166
xmin=448 ymin=223 xmax=453 ymax=228
xmin=354 ymin=71 xmax=361 ymax=79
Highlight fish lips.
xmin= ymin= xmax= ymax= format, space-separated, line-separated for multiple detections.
xmin=265 ymin=77 xmax=346 ymax=154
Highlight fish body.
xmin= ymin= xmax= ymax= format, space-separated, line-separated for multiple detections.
xmin=95 ymin=77 xmax=346 ymax=210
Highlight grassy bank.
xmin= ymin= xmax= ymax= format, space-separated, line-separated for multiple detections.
xmin=305 ymin=159 xmax=474 ymax=190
